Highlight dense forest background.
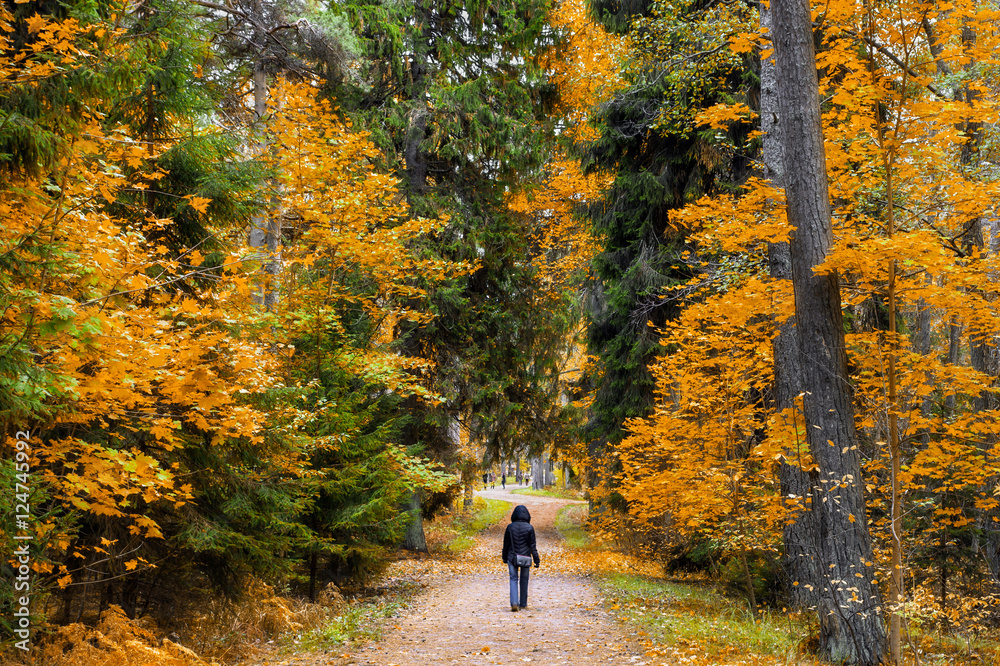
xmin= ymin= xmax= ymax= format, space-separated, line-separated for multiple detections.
xmin=2 ymin=0 xmax=1000 ymax=661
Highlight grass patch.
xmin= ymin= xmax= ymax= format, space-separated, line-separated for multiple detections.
xmin=549 ymin=491 xmax=805 ymax=660
xmin=510 ymin=486 xmax=583 ymax=500
xmin=286 ymin=589 xmax=415 ymax=653
xmin=425 ymin=496 xmax=511 ymax=555
xmin=455 ymin=497 xmax=510 ymax=533
xmin=555 ymin=503 xmax=594 ymax=549
xmin=598 ymin=573 xmax=811 ymax=662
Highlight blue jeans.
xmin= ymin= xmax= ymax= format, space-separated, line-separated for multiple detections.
xmin=508 ymin=562 xmax=530 ymax=607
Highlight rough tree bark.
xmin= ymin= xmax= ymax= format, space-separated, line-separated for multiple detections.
xmin=248 ymin=4 xmax=281 ymax=310
xmin=770 ymin=0 xmax=887 ymax=660
xmin=403 ymin=0 xmax=430 ymax=206
xmin=401 ymin=490 xmax=428 ymax=553
xmin=397 ymin=0 xmax=433 ymax=550
xmin=532 ymin=457 xmax=544 ymax=490
xmin=462 ymin=464 xmax=475 ymax=515
xmin=761 ymin=1 xmax=821 ymax=612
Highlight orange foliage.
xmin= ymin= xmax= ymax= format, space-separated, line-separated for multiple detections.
xmin=620 ymin=278 xmax=786 ymax=553
xmin=619 ymin=0 xmax=1000 ymax=629
xmin=267 ymin=78 xmax=471 ymax=401
xmin=541 ymin=0 xmax=626 ymax=142
xmin=1 ymin=119 xmax=272 ymax=546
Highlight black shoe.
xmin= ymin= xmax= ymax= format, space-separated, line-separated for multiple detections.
xmin=511 ymin=605 xmax=519 ymax=612
xmin=519 ymin=605 xmax=527 ymax=610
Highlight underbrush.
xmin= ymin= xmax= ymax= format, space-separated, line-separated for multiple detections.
xmin=560 ymin=506 xmax=1000 ymax=665
xmin=0 ymin=605 xmax=213 ymax=666
xmin=599 ymin=573 xmax=1000 ymax=665
xmin=894 ymin=588 xmax=1000 ymax=666
xmin=277 ymin=581 xmax=420 ymax=655
xmin=555 ymin=502 xmax=815 ymax=664
xmin=0 ymin=575 xmax=423 ymax=666
xmin=0 ymin=580 xmax=340 ymax=666
xmin=424 ymin=496 xmax=511 ymax=555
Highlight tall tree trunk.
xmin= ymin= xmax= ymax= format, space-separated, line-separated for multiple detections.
xmin=967 ymin=222 xmax=1000 ymax=581
xmin=462 ymin=465 xmax=475 ymax=515
xmin=945 ymin=317 xmax=962 ymax=415
xmin=401 ymin=491 xmax=427 ymax=553
xmin=248 ymin=46 xmax=281 ymax=310
xmin=394 ymin=0 xmax=433 ymax=552
xmin=762 ymin=0 xmax=821 ymax=612
xmin=771 ymin=0 xmax=887 ymax=660
xmin=403 ymin=0 xmax=430 ymax=206
xmin=308 ymin=550 xmax=318 ymax=603
xmin=532 ymin=457 xmax=543 ymax=490
xmin=912 ymin=295 xmax=931 ymax=448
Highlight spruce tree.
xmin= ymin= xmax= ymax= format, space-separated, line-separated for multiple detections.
xmin=582 ymin=0 xmax=757 ymax=488
xmin=332 ymin=0 xmax=575 ymax=538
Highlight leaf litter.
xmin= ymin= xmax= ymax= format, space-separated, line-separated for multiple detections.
xmin=245 ymin=488 xmax=652 ymax=666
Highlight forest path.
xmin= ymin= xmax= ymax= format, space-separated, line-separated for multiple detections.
xmin=330 ymin=486 xmax=646 ymax=665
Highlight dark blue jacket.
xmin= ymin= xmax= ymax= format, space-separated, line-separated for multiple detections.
xmin=501 ymin=505 xmax=539 ymax=566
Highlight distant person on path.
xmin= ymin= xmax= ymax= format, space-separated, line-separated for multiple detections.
xmin=501 ymin=474 xmax=506 ymax=489
xmin=483 ymin=472 xmax=488 ymax=489
xmin=501 ymin=504 xmax=539 ymax=612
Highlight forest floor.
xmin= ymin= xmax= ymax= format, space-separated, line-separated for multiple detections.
xmin=248 ymin=486 xmax=651 ymax=666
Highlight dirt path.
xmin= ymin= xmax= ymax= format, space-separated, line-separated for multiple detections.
xmin=345 ymin=486 xmax=642 ymax=665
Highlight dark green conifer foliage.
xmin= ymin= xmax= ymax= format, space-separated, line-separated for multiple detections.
xmin=582 ymin=0 xmax=757 ymax=447
xmin=287 ymin=360 xmax=412 ymax=594
xmin=587 ymin=0 xmax=654 ymax=33
xmin=332 ymin=0 xmax=574 ymax=473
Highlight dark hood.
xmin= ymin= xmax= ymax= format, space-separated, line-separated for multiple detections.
xmin=511 ymin=504 xmax=531 ymax=523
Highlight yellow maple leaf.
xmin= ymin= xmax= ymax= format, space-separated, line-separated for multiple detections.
xmin=25 ymin=13 xmax=47 ymax=32
xmin=188 ymin=196 xmax=211 ymax=213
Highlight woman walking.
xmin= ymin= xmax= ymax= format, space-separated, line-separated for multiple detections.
xmin=501 ymin=504 xmax=539 ymax=611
